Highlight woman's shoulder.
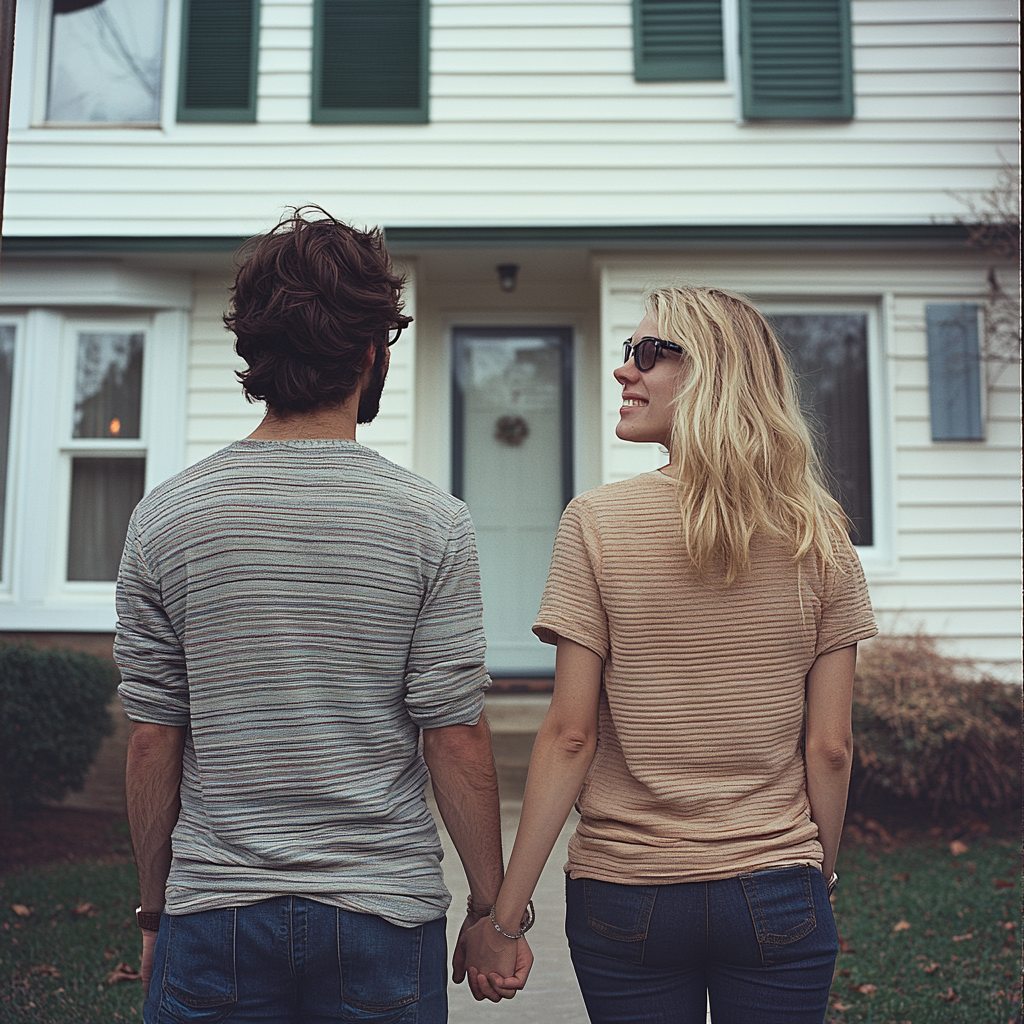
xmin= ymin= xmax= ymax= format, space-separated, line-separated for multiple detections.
xmin=570 ymin=471 xmax=673 ymax=513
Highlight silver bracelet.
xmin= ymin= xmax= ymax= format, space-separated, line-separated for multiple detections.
xmin=827 ymin=871 xmax=838 ymax=897
xmin=489 ymin=900 xmax=535 ymax=940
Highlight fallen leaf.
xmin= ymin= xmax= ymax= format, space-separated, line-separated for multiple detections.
xmin=893 ymin=919 xmax=911 ymax=932
xmin=938 ymin=987 xmax=960 ymax=1004
xmin=994 ymin=879 xmax=1015 ymax=888
xmin=838 ymin=968 xmax=852 ymax=977
xmin=923 ymin=963 xmax=940 ymax=974
xmin=949 ymin=839 xmax=970 ymax=856
xmin=11 ymin=905 xmax=31 ymax=918
xmin=72 ymin=903 xmax=97 ymax=917
xmin=849 ymin=983 xmax=877 ymax=995
xmin=1005 ymin=921 xmax=1016 ymax=930
xmin=31 ymin=965 xmax=60 ymax=978
xmin=838 ymin=931 xmax=856 ymax=953
xmin=104 ymin=962 xmax=142 ymax=985
xmin=832 ymin=1001 xmax=851 ymax=1012
xmin=892 ymin=871 xmax=910 ymax=882
xmin=952 ymin=933 xmax=974 ymax=942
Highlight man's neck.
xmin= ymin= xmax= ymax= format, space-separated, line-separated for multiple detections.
xmin=248 ymin=401 xmax=359 ymax=441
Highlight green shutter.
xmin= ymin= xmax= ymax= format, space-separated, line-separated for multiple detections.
xmin=313 ymin=0 xmax=429 ymax=123
xmin=178 ymin=0 xmax=260 ymax=122
xmin=740 ymin=0 xmax=853 ymax=119
xmin=633 ymin=0 xmax=725 ymax=81
xmin=926 ymin=304 xmax=984 ymax=442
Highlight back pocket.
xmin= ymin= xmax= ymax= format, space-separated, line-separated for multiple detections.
xmin=159 ymin=909 xmax=237 ymax=1022
xmin=567 ymin=876 xmax=657 ymax=967
xmin=739 ymin=865 xmax=816 ymax=967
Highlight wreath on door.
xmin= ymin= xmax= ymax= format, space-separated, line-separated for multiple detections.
xmin=495 ymin=415 xmax=529 ymax=447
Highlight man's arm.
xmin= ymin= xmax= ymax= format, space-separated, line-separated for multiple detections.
xmin=422 ymin=717 xmax=511 ymax=979
xmin=125 ymin=720 xmax=186 ymax=993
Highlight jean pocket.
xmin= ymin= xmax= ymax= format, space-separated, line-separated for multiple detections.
xmin=158 ymin=909 xmax=237 ymax=1023
xmin=568 ymin=876 xmax=657 ymax=967
xmin=739 ymin=865 xmax=817 ymax=967
xmin=337 ymin=909 xmax=421 ymax=1015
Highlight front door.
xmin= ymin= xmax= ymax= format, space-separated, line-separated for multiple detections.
xmin=452 ymin=328 xmax=573 ymax=675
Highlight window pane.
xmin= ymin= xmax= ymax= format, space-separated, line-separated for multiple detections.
xmin=770 ymin=314 xmax=874 ymax=546
xmin=67 ymin=457 xmax=145 ymax=581
xmin=0 ymin=326 xmax=15 ymax=578
xmin=73 ymin=332 xmax=144 ymax=439
xmin=47 ymin=0 xmax=166 ymax=123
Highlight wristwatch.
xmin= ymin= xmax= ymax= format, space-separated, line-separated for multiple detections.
xmin=827 ymin=872 xmax=839 ymax=897
xmin=136 ymin=906 xmax=162 ymax=932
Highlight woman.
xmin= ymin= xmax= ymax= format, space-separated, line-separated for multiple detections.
xmin=462 ymin=287 xmax=877 ymax=1022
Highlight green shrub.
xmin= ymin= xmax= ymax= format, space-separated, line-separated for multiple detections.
xmin=0 ymin=643 xmax=117 ymax=813
xmin=851 ymin=634 xmax=1021 ymax=813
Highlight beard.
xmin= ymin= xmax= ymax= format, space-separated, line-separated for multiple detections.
xmin=356 ymin=342 xmax=388 ymax=424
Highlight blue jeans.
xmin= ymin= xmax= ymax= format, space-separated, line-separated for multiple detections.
xmin=144 ymin=896 xmax=448 ymax=1024
xmin=565 ymin=865 xmax=837 ymax=1024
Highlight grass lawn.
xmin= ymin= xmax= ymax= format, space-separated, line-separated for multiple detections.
xmin=1 ymin=822 xmax=1020 ymax=1024
xmin=827 ymin=822 xmax=1021 ymax=1024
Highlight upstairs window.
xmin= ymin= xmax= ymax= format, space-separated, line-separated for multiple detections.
xmin=312 ymin=0 xmax=429 ymax=123
xmin=46 ymin=0 xmax=166 ymax=124
xmin=739 ymin=0 xmax=853 ymax=119
xmin=178 ymin=0 xmax=260 ymax=122
xmin=633 ymin=0 xmax=725 ymax=81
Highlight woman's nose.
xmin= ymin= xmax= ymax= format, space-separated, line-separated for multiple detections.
xmin=613 ymin=358 xmax=640 ymax=384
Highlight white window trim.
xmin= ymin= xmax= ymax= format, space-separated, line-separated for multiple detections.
xmin=28 ymin=0 xmax=184 ymax=131
xmin=0 ymin=273 xmax=189 ymax=631
xmin=756 ymin=299 xmax=894 ymax=574
xmin=0 ymin=315 xmax=26 ymax=596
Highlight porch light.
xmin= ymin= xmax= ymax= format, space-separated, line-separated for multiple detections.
xmin=497 ymin=264 xmax=519 ymax=293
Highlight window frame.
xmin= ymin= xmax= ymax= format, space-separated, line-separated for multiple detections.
xmin=176 ymin=0 xmax=261 ymax=123
xmin=30 ymin=0 xmax=181 ymax=129
xmin=56 ymin=317 xmax=153 ymax=595
xmin=755 ymin=300 xmax=889 ymax=563
xmin=311 ymin=0 xmax=430 ymax=125
xmin=0 ymin=316 xmax=25 ymax=596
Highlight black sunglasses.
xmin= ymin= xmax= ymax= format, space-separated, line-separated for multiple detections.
xmin=387 ymin=326 xmax=404 ymax=346
xmin=622 ymin=336 xmax=685 ymax=372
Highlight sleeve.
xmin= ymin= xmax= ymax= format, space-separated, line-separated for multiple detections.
xmin=532 ymin=498 xmax=609 ymax=660
xmin=404 ymin=503 xmax=489 ymax=729
xmin=114 ymin=512 xmax=191 ymax=726
xmin=815 ymin=544 xmax=879 ymax=658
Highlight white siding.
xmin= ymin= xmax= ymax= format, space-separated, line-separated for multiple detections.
xmin=6 ymin=0 xmax=1018 ymax=234
xmin=598 ymin=253 xmax=1022 ymax=680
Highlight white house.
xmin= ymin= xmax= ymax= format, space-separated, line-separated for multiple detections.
xmin=0 ymin=0 xmax=1020 ymax=680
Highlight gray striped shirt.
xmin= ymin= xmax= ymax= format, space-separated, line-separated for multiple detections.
xmin=115 ymin=439 xmax=488 ymax=926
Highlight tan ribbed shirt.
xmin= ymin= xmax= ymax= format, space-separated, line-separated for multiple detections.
xmin=533 ymin=470 xmax=877 ymax=884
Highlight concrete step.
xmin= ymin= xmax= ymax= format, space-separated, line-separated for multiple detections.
xmin=485 ymin=693 xmax=550 ymax=802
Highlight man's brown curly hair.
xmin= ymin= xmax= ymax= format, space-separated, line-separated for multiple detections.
xmin=224 ymin=206 xmax=411 ymax=414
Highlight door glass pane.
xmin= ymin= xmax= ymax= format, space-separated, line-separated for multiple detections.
xmin=770 ymin=314 xmax=873 ymax=546
xmin=73 ymin=332 xmax=144 ymax=439
xmin=67 ymin=457 xmax=146 ymax=581
xmin=0 ymin=326 xmax=15 ymax=578
xmin=47 ymin=0 xmax=166 ymax=123
xmin=454 ymin=330 xmax=572 ymax=675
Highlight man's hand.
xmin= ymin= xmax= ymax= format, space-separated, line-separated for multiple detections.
xmin=452 ymin=910 xmax=489 ymax=984
xmin=140 ymin=928 xmax=159 ymax=996
xmin=460 ymin=916 xmax=533 ymax=1001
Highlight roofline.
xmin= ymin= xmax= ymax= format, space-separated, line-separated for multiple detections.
xmin=1 ymin=223 xmax=970 ymax=256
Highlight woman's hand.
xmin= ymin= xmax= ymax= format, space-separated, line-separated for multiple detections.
xmin=460 ymin=916 xmax=533 ymax=1001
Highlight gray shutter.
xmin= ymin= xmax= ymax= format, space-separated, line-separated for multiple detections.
xmin=633 ymin=0 xmax=725 ymax=81
xmin=178 ymin=0 xmax=260 ymax=122
xmin=313 ymin=0 xmax=428 ymax=123
xmin=925 ymin=304 xmax=984 ymax=442
xmin=740 ymin=0 xmax=853 ymax=119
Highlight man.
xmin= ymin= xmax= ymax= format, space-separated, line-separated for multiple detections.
xmin=115 ymin=207 xmax=530 ymax=1023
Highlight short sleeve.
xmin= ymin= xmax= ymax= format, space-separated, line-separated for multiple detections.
xmin=532 ymin=498 xmax=609 ymax=660
xmin=815 ymin=545 xmax=878 ymax=657
xmin=404 ymin=504 xmax=489 ymax=729
xmin=114 ymin=513 xmax=191 ymax=726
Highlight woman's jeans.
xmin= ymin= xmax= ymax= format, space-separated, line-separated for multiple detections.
xmin=565 ymin=865 xmax=838 ymax=1024
xmin=144 ymin=896 xmax=448 ymax=1024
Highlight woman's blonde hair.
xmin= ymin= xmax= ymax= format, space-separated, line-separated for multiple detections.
xmin=648 ymin=286 xmax=853 ymax=583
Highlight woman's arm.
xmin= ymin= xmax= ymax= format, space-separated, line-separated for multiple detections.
xmin=462 ymin=636 xmax=603 ymax=1000
xmin=804 ymin=644 xmax=857 ymax=880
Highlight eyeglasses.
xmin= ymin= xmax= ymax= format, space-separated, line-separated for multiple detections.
xmin=387 ymin=326 xmax=403 ymax=346
xmin=622 ymin=336 xmax=684 ymax=371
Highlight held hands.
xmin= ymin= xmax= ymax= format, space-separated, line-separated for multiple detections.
xmin=459 ymin=915 xmax=533 ymax=1001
